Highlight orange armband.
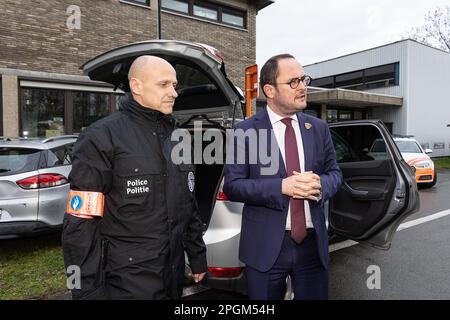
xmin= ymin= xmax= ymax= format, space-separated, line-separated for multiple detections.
xmin=66 ymin=190 xmax=105 ymax=219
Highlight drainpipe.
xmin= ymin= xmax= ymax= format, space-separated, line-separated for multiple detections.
xmin=157 ymin=0 xmax=161 ymax=39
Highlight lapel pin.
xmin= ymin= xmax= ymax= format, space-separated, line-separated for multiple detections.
xmin=305 ymin=122 xmax=312 ymax=130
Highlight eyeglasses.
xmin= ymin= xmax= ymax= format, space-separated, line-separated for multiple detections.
xmin=274 ymin=75 xmax=312 ymax=89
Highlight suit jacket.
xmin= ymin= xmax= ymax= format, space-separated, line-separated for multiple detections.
xmin=223 ymin=108 xmax=343 ymax=272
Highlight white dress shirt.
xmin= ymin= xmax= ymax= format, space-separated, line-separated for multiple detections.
xmin=266 ymin=105 xmax=314 ymax=229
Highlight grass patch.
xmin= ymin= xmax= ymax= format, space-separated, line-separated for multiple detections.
xmin=0 ymin=233 xmax=68 ymax=300
xmin=433 ymin=157 xmax=450 ymax=170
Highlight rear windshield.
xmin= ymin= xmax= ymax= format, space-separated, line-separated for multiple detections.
xmin=0 ymin=147 xmax=41 ymax=176
xmin=173 ymin=63 xmax=229 ymax=111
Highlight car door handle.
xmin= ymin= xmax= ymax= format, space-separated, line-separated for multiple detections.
xmin=342 ymin=181 xmax=384 ymax=200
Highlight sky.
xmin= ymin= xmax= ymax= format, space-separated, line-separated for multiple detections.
xmin=256 ymin=0 xmax=450 ymax=67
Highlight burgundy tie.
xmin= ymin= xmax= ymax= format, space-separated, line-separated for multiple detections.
xmin=281 ymin=117 xmax=307 ymax=244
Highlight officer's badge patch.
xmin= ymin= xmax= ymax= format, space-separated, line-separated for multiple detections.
xmin=124 ymin=177 xmax=150 ymax=198
xmin=188 ymin=171 xmax=195 ymax=192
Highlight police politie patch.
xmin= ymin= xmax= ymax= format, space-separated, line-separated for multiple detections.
xmin=124 ymin=177 xmax=150 ymax=198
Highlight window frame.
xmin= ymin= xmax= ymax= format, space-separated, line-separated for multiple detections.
xmin=121 ymin=0 xmax=151 ymax=7
xmin=19 ymin=86 xmax=121 ymax=137
xmin=310 ymin=62 xmax=400 ymax=91
xmin=161 ymin=0 xmax=247 ymax=29
xmin=47 ymin=143 xmax=75 ymax=168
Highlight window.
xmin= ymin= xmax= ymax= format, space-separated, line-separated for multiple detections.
xmin=20 ymin=87 xmax=121 ymax=137
xmin=0 ymin=147 xmax=42 ymax=176
xmin=310 ymin=63 xmax=399 ymax=91
xmin=371 ymin=140 xmax=387 ymax=153
xmin=310 ymin=76 xmax=333 ymax=88
xmin=162 ymin=0 xmax=188 ymax=12
xmin=47 ymin=144 xmax=74 ymax=167
xmin=123 ymin=0 xmax=150 ymax=6
xmin=364 ymin=64 xmax=397 ymax=89
xmin=395 ymin=141 xmax=422 ymax=154
xmin=222 ymin=11 xmax=244 ymax=27
xmin=327 ymin=109 xmax=338 ymax=123
xmin=73 ymin=92 xmax=111 ymax=134
xmin=161 ymin=0 xmax=247 ymax=28
xmin=335 ymin=70 xmax=364 ymax=89
xmin=193 ymin=4 xmax=217 ymax=20
xmin=331 ymin=125 xmax=389 ymax=163
xmin=22 ymin=88 xmax=65 ymax=138
xmin=338 ymin=110 xmax=352 ymax=121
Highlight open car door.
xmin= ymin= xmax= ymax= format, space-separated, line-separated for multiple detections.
xmin=328 ymin=120 xmax=420 ymax=249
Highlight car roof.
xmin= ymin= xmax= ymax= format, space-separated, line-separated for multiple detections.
xmin=393 ymin=137 xmax=419 ymax=143
xmin=0 ymin=135 xmax=78 ymax=150
xmin=392 ymin=135 xmax=417 ymax=141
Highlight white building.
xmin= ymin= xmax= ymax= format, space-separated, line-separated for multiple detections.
xmin=303 ymin=39 xmax=450 ymax=157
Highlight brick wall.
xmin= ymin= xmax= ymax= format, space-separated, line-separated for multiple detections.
xmin=0 ymin=0 xmax=256 ymax=88
xmin=0 ymin=0 xmax=157 ymax=76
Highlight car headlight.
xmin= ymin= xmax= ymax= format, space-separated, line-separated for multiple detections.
xmin=414 ymin=160 xmax=434 ymax=169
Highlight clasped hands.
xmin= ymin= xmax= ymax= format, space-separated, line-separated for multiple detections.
xmin=282 ymin=171 xmax=322 ymax=202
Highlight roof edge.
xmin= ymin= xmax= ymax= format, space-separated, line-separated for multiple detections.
xmin=304 ymin=38 xmax=449 ymax=67
xmin=254 ymin=0 xmax=274 ymax=11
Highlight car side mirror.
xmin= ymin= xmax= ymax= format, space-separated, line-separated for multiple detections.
xmin=425 ymin=149 xmax=433 ymax=154
xmin=362 ymin=147 xmax=369 ymax=153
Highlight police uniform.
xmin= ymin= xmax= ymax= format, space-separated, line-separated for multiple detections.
xmin=62 ymin=94 xmax=207 ymax=300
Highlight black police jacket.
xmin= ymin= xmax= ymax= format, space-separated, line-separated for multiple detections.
xmin=62 ymin=95 xmax=207 ymax=299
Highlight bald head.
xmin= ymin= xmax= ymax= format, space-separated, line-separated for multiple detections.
xmin=128 ymin=55 xmax=174 ymax=81
xmin=128 ymin=55 xmax=178 ymax=114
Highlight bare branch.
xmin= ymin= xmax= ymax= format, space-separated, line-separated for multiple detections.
xmin=408 ymin=6 xmax=450 ymax=51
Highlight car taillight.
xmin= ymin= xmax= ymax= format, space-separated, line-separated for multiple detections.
xmin=16 ymin=174 xmax=68 ymax=189
xmin=208 ymin=267 xmax=244 ymax=278
xmin=216 ymin=191 xmax=229 ymax=201
xmin=216 ymin=178 xmax=229 ymax=201
xmin=194 ymin=42 xmax=224 ymax=63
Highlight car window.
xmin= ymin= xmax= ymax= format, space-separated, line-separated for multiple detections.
xmin=173 ymin=63 xmax=228 ymax=111
xmin=395 ymin=140 xmax=422 ymax=153
xmin=0 ymin=147 xmax=41 ymax=176
xmin=371 ymin=140 xmax=386 ymax=152
xmin=331 ymin=131 xmax=357 ymax=163
xmin=330 ymin=124 xmax=391 ymax=163
xmin=47 ymin=144 xmax=74 ymax=167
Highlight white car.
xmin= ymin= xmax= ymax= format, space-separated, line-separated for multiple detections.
xmin=368 ymin=136 xmax=436 ymax=188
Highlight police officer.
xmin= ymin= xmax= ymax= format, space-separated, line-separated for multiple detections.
xmin=62 ymin=55 xmax=207 ymax=300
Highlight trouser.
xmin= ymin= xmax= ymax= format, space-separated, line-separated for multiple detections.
xmin=245 ymin=229 xmax=328 ymax=300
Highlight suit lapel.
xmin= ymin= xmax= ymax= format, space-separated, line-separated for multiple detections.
xmin=296 ymin=112 xmax=314 ymax=172
xmin=254 ymin=108 xmax=287 ymax=178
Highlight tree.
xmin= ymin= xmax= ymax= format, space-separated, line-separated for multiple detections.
xmin=408 ymin=6 xmax=450 ymax=52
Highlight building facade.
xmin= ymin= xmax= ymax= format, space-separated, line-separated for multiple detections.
xmin=0 ymin=0 xmax=272 ymax=137
xmin=303 ymin=39 xmax=450 ymax=157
